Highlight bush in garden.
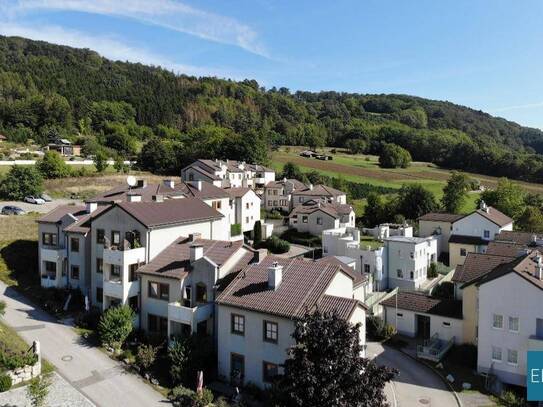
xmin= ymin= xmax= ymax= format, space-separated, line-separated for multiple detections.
xmin=265 ymin=235 xmax=290 ymax=254
xmin=98 ymin=305 xmax=134 ymax=351
xmin=136 ymin=344 xmax=158 ymax=372
xmin=168 ymin=385 xmax=195 ymax=407
xmin=0 ymin=374 xmax=12 ymax=392
xmin=427 ymin=262 xmax=438 ymax=278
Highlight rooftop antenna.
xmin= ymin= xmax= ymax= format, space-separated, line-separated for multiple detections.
xmin=127 ymin=175 xmax=137 ymax=192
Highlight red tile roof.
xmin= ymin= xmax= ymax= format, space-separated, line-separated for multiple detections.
xmin=452 ymin=253 xmax=513 ymax=285
xmin=224 ymin=187 xmax=255 ymax=199
xmin=290 ymin=200 xmax=353 ymax=219
xmin=477 ymin=251 xmax=543 ymax=291
xmin=418 ymin=212 xmax=464 ymax=223
xmin=474 ymin=207 xmax=513 ymax=227
xmin=38 ymin=205 xmax=87 ymax=224
xmin=292 ymin=184 xmax=346 ymax=197
xmin=216 ymin=256 xmax=365 ymax=320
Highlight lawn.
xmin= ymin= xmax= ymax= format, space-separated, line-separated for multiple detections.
xmin=360 ymin=235 xmax=384 ymax=250
xmin=271 ymin=146 xmax=543 ymax=215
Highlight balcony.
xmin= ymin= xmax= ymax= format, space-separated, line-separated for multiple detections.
xmin=168 ymin=302 xmax=214 ymax=329
xmin=103 ymin=278 xmax=139 ymax=300
xmin=41 ymin=246 xmax=66 ymax=263
xmin=528 ymin=336 xmax=543 ymax=351
xmin=103 ymin=245 xmax=145 ymax=267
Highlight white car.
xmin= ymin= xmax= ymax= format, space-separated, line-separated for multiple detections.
xmin=24 ymin=196 xmax=46 ymax=205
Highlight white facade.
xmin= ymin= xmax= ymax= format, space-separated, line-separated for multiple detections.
xmin=322 ymin=227 xmax=384 ymax=291
xmin=385 ymin=236 xmax=438 ymax=290
xmin=477 ymin=272 xmax=543 ymax=386
xmin=229 ymin=189 xmax=262 ymax=233
xmin=452 ymin=211 xmax=512 ymax=243
xmin=290 ymin=208 xmax=355 ymax=236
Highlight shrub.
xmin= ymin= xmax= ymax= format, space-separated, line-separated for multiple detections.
xmin=366 ymin=316 xmax=396 ymax=341
xmin=169 ymin=335 xmax=215 ymax=387
xmin=0 ymin=165 xmax=43 ymax=200
xmin=264 ymin=235 xmax=290 ymax=254
xmin=0 ymin=348 xmax=38 ymax=370
xmin=0 ymin=374 xmax=12 ymax=392
xmin=427 ymin=262 xmax=438 ymax=278
xmin=136 ymin=344 xmax=158 ymax=372
xmin=253 ymin=221 xmax=262 ymax=247
xmin=168 ymin=385 xmax=195 ymax=407
xmin=501 ymin=390 xmax=526 ymax=407
xmin=75 ymin=308 xmax=102 ymax=331
xmin=230 ymin=223 xmax=242 ymax=237
xmin=378 ymin=143 xmax=412 ymax=168
xmin=194 ymin=388 xmax=214 ymax=407
xmin=0 ymin=300 xmax=5 ymax=316
xmin=27 ymin=375 xmax=51 ymax=407
xmin=98 ymin=305 xmax=134 ymax=350
xmin=36 ymin=151 xmax=71 ymax=179
xmin=280 ymin=229 xmax=321 ymax=246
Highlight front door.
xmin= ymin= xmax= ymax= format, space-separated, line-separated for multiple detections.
xmin=416 ymin=314 xmax=431 ymax=340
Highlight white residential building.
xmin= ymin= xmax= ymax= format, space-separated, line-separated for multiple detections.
xmin=225 ymin=187 xmax=262 ymax=234
xmin=476 ymin=251 xmax=543 ymax=387
xmin=181 ymin=159 xmax=275 ymax=192
xmin=291 ymin=184 xmax=347 ymax=207
xmin=263 ymin=178 xmax=307 ymax=212
xmin=288 ymin=200 xmax=355 ymax=236
xmin=215 ymin=256 xmax=367 ymax=388
xmin=385 ymin=236 xmax=438 ymax=290
xmin=322 ymin=227 xmax=384 ymax=291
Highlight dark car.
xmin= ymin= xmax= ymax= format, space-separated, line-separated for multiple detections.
xmin=1 ymin=205 xmax=26 ymax=215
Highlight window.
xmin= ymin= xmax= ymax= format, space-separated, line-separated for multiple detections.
xmin=96 ymin=258 xmax=103 ymax=274
xmin=302 ymin=216 xmax=308 ymax=223
xmin=148 ymin=281 xmax=169 ymax=301
xmin=410 ymin=271 xmax=414 ymax=280
xmin=212 ymin=201 xmax=222 ymax=210
xmin=111 ymin=231 xmax=121 ymax=246
xmin=188 ymin=173 xmax=194 ymax=181
xmin=263 ymin=321 xmax=278 ymax=343
xmin=148 ymin=314 xmax=168 ymax=335
xmin=43 ymin=261 xmax=56 ymax=278
xmin=231 ymin=314 xmax=245 ymax=335
xmin=364 ymin=264 xmax=371 ymax=273
xmin=492 ymin=346 xmax=502 ymax=362
xmin=507 ymin=349 xmax=518 ymax=365
xmin=508 ymin=316 xmax=519 ymax=332
xmin=268 ymin=200 xmax=272 ymax=206
xmin=71 ymin=265 xmax=80 ymax=280
xmin=42 ymin=233 xmax=58 ymax=246
xmin=273 ymin=200 xmax=278 ymax=206
xmin=483 ymin=230 xmax=490 ymax=239
xmin=230 ymin=353 xmax=245 ymax=384
xmin=492 ymin=314 xmax=503 ymax=329
xmin=184 ymin=286 xmax=192 ymax=307
xmin=196 ymin=283 xmax=207 ymax=303
xmin=263 ymin=361 xmax=279 ymax=383
xmin=70 ymin=237 xmax=79 ymax=252
xmin=397 ymin=269 xmax=403 ymax=278
xmin=96 ymin=229 xmax=105 ymax=244
xmin=111 ymin=264 xmax=121 ymax=279
xmin=246 ymin=203 xmax=249 ymax=209
xmin=316 ymin=217 xmax=322 ymax=225
xmin=129 ymin=264 xmax=139 ymax=282
xmin=397 ymin=313 xmax=403 ymax=318
xmin=443 ymin=321 xmax=451 ymax=327
xmin=128 ymin=295 xmax=139 ymax=312
xmin=96 ymin=287 xmax=103 ymax=303
xmin=460 ymin=248 xmax=467 ymax=257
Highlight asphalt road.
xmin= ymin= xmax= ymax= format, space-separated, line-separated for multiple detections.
xmin=367 ymin=341 xmax=458 ymax=407
xmin=0 ymin=282 xmax=166 ymax=407
xmin=0 ymin=198 xmax=81 ymax=215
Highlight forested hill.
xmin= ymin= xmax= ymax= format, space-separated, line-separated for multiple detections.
xmin=2 ymin=34 xmax=543 ymax=181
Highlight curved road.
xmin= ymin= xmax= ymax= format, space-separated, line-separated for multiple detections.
xmin=367 ymin=341 xmax=458 ymax=407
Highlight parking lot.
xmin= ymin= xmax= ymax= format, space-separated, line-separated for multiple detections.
xmin=0 ymin=198 xmax=81 ymax=216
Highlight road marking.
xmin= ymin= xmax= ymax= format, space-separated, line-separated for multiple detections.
xmin=13 ymin=324 xmax=46 ymax=332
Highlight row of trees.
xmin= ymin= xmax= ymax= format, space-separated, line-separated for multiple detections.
xmin=2 ymin=36 xmax=543 ymax=182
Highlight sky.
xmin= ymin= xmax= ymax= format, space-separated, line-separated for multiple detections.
xmin=1 ymin=0 xmax=543 ymax=128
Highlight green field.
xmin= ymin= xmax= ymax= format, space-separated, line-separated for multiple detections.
xmin=272 ymin=146 xmax=543 ymax=216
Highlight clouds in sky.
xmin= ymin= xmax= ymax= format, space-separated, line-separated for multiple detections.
xmin=3 ymin=0 xmax=268 ymax=57
xmin=491 ymin=101 xmax=543 ymax=113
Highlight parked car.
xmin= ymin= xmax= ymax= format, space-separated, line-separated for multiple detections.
xmin=40 ymin=194 xmax=53 ymax=202
xmin=24 ymin=196 xmax=45 ymax=205
xmin=1 ymin=205 xmax=26 ymax=215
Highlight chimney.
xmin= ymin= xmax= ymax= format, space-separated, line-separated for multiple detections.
xmin=163 ymin=179 xmax=175 ymax=189
xmin=253 ymin=248 xmax=268 ymax=264
xmin=136 ymin=179 xmax=146 ymax=188
xmin=127 ymin=193 xmax=141 ymax=202
xmin=189 ymin=180 xmax=203 ymax=191
xmin=268 ymin=261 xmax=283 ymax=290
xmin=189 ymin=233 xmax=202 ymax=242
xmin=85 ymin=201 xmax=97 ymax=214
xmin=152 ymin=194 xmax=164 ymax=202
xmin=190 ymin=244 xmax=204 ymax=264
xmin=479 ymin=200 xmax=489 ymax=213
xmin=309 ymin=184 xmax=313 ymax=191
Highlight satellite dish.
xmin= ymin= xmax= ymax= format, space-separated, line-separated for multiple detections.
xmin=127 ymin=175 xmax=137 ymax=187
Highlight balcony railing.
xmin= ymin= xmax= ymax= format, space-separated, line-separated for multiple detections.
xmin=168 ymin=302 xmax=214 ymax=329
xmin=103 ymin=240 xmax=145 ymax=266
xmin=417 ymin=334 xmax=455 ymax=362
xmin=41 ymin=246 xmax=67 ymax=262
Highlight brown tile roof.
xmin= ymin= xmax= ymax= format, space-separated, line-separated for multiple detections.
xmin=316 ymin=295 xmax=360 ymax=320
xmin=89 ymin=181 xmax=227 ymax=203
xmin=194 ymin=159 xmax=273 ymax=174
xmin=137 ymin=237 xmax=252 ymax=279
xmin=63 ymin=205 xmax=110 ymax=234
xmin=495 ymin=230 xmax=541 ymax=245
xmin=290 ymin=200 xmax=353 ymax=219
xmin=224 ymin=187 xmax=255 ymax=199
xmin=216 ymin=256 xmax=365 ymax=319
xmin=381 ymin=291 xmax=462 ymax=319
xmin=448 ymin=235 xmax=488 ymax=245
xmin=418 ymin=212 xmax=464 ymax=223
xmin=477 ymin=251 xmax=543 ymax=291
xmin=474 ymin=207 xmax=513 ymax=227
xmin=317 ymin=256 xmax=368 ymax=287
xmin=265 ymin=179 xmax=306 ymax=190
xmin=115 ymin=198 xmax=223 ymax=228
xmin=485 ymin=241 xmax=527 ymax=258
xmin=452 ymin=253 xmax=513 ymax=285
xmin=292 ymin=184 xmax=346 ymax=197
xmin=38 ymin=205 xmax=87 ymax=224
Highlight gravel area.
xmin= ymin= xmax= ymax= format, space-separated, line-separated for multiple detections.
xmin=0 ymin=372 xmax=95 ymax=407
xmin=0 ymin=199 xmax=81 ymax=216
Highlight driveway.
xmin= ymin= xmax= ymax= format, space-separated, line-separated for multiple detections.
xmin=0 ymin=282 xmax=166 ymax=407
xmin=367 ymin=341 xmax=458 ymax=407
xmin=0 ymin=198 xmax=81 ymax=215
